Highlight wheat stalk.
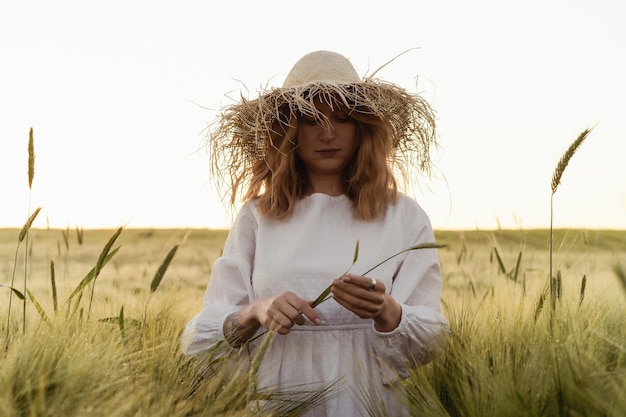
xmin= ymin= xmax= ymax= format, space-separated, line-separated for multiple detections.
xmin=313 ymin=241 xmax=446 ymax=308
xmin=549 ymin=128 xmax=593 ymax=321
xmin=5 ymin=206 xmax=40 ymax=345
xmin=15 ymin=206 xmax=41 ymax=332
xmin=87 ymin=227 xmax=123 ymax=319
xmin=22 ymin=128 xmax=37 ymax=333
xmin=6 ymin=129 xmax=41 ymax=338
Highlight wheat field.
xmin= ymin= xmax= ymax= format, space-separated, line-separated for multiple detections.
xmin=1 ymin=226 xmax=624 ymax=416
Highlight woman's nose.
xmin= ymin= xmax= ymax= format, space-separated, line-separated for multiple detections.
xmin=320 ymin=123 xmax=335 ymax=141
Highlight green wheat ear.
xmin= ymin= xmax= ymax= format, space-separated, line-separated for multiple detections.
xmin=551 ymin=128 xmax=592 ymax=194
xmin=548 ymin=127 xmax=593 ymax=323
xmin=18 ymin=207 xmax=42 ymax=243
xmin=150 ymin=244 xmax=180 ymax=293
xmin=28 ymin=127 xmax=35 ymax=189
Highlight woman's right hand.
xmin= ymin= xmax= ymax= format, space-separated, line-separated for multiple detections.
xmin=224 ymin=291 xmax=322 ymax=346
xmin=248 ymin=291 xmax=322 ymax=335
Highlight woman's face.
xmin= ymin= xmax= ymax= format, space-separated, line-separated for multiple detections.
xmin=296 ymin=100 xmax=358 ymax=188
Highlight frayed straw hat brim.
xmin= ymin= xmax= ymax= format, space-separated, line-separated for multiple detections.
xmin=207 ymin=51 xmax=437 ymax=199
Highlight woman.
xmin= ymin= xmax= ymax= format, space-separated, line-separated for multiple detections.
xmin=182 ymin=50 xmax=449 ymax=416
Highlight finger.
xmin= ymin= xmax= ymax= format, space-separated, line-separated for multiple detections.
xmin=282 ymin=293 xmax=315 ymax=325
xmin=264 ymin=302 xmax=295 ymax=333
xmin=292 ymin=312 xmax=305 ymax=325
xmin=276 ymin=299 xmax=305 ymax=326
xmin=269 ymin=314 xmax=294 ymax=334
xmin=299 ymin=302 xmax=322 ymax=325
xmin=332 ymin=292 xmax=376 ymax=318
xmin=332 ymin=280 xmax=384 ymax=316
xmin=333 ymin=288 xmax=379 ymax=314
xmin=335 ymin=277 xmax=384 ymax=302
xmin=271 ymin=323 xmax=290 ymax=335
xmin=288 ymin=306 xmax=307 ymax=325
xmin=271 ymin=292 xmax=304 ymax=324
xmin=344 ymin=274 xmax=383 ymax=293
xmin=269 ymin=292 xmax=321 ymax=327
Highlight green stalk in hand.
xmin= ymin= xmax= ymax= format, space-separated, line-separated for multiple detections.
xmin=312 ymin=241 xmax=446 ymax=308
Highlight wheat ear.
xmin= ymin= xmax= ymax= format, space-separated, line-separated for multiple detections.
xmin=551 ymin=128 xmax=592 ymax=194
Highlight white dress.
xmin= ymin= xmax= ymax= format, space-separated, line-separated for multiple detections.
xmin=182 ymin=193 xmax=449 ymax=416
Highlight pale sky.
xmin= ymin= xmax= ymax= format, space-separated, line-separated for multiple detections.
xmin=1 ymin=0 xmax=625 ymax=230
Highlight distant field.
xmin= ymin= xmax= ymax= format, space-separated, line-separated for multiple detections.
xmin=2 ymin=227 xmax=624 ymax=308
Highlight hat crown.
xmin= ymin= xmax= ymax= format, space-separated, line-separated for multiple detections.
xmin=282 ymin=50 xmax=361 ymax=88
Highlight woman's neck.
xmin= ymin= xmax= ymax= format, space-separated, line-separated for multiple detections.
xmin=304 ymin=176 xmax=345 ymax=196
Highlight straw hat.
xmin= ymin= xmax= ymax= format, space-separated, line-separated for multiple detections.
xmin=208 ymin=50 xmax=437 ymax=198
xmin=282 ymin=50 xmax=361 ymax=87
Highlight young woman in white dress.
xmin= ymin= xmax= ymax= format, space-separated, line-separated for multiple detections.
xmin=182 ymin=50 xmax=449 ymax=416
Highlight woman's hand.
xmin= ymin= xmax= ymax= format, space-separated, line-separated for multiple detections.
xmin=331 ymin=274 xmax=402 ymax=332
xmin=224 ymin=292 xmax=321 ymax=346
xmin=250 ymin=291 xmax=321 ymax=334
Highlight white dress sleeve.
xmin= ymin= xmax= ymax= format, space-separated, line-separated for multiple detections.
xmin=181 ymin=202 xmax=257 ymax=355
xmin=370 ymin=204 xmax=450 ymax=380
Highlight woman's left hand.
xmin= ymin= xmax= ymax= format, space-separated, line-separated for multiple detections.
xmin=331 ymin=274 xmax=402 ymax=332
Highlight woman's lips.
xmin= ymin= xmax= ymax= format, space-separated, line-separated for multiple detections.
xmin=316 ymin=149 xmax=340 ymax=157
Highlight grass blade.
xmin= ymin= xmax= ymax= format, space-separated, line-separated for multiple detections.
xmin=76 ymin=226 xmax=84 ymax=245
xmin=362 ymin=242 xmax=446 ymax=276
xmin=88 ymin=227 xmax=123 ymax=318
xmin=118 ymin=305 xmax=126 ymax=345
xmin=61 ymin=228 xmax=70 ymax=251
xmin=27 ymin=289 xmax=50 ymax=326
xmin=150 ymin=244 xmax=179 ymax=293
xmin=352 ymin=240 xmax=360 ymax=264
xmin=94 ymin=227 xmax=123 ymax=278
xmin=50 ymin=260 xmax=58 ymax=312
xmin=579 ymin=275 xmax=587 ymax=307
xmin=0 ymin=284 xmax=25 ymax=300
xmin=493 ymin=247 xmax=507 ymax=274
xmin=66 ymin=246 xmax=121 ymax=303
xmin=511 ymin=250 xmax=522 ymax=282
